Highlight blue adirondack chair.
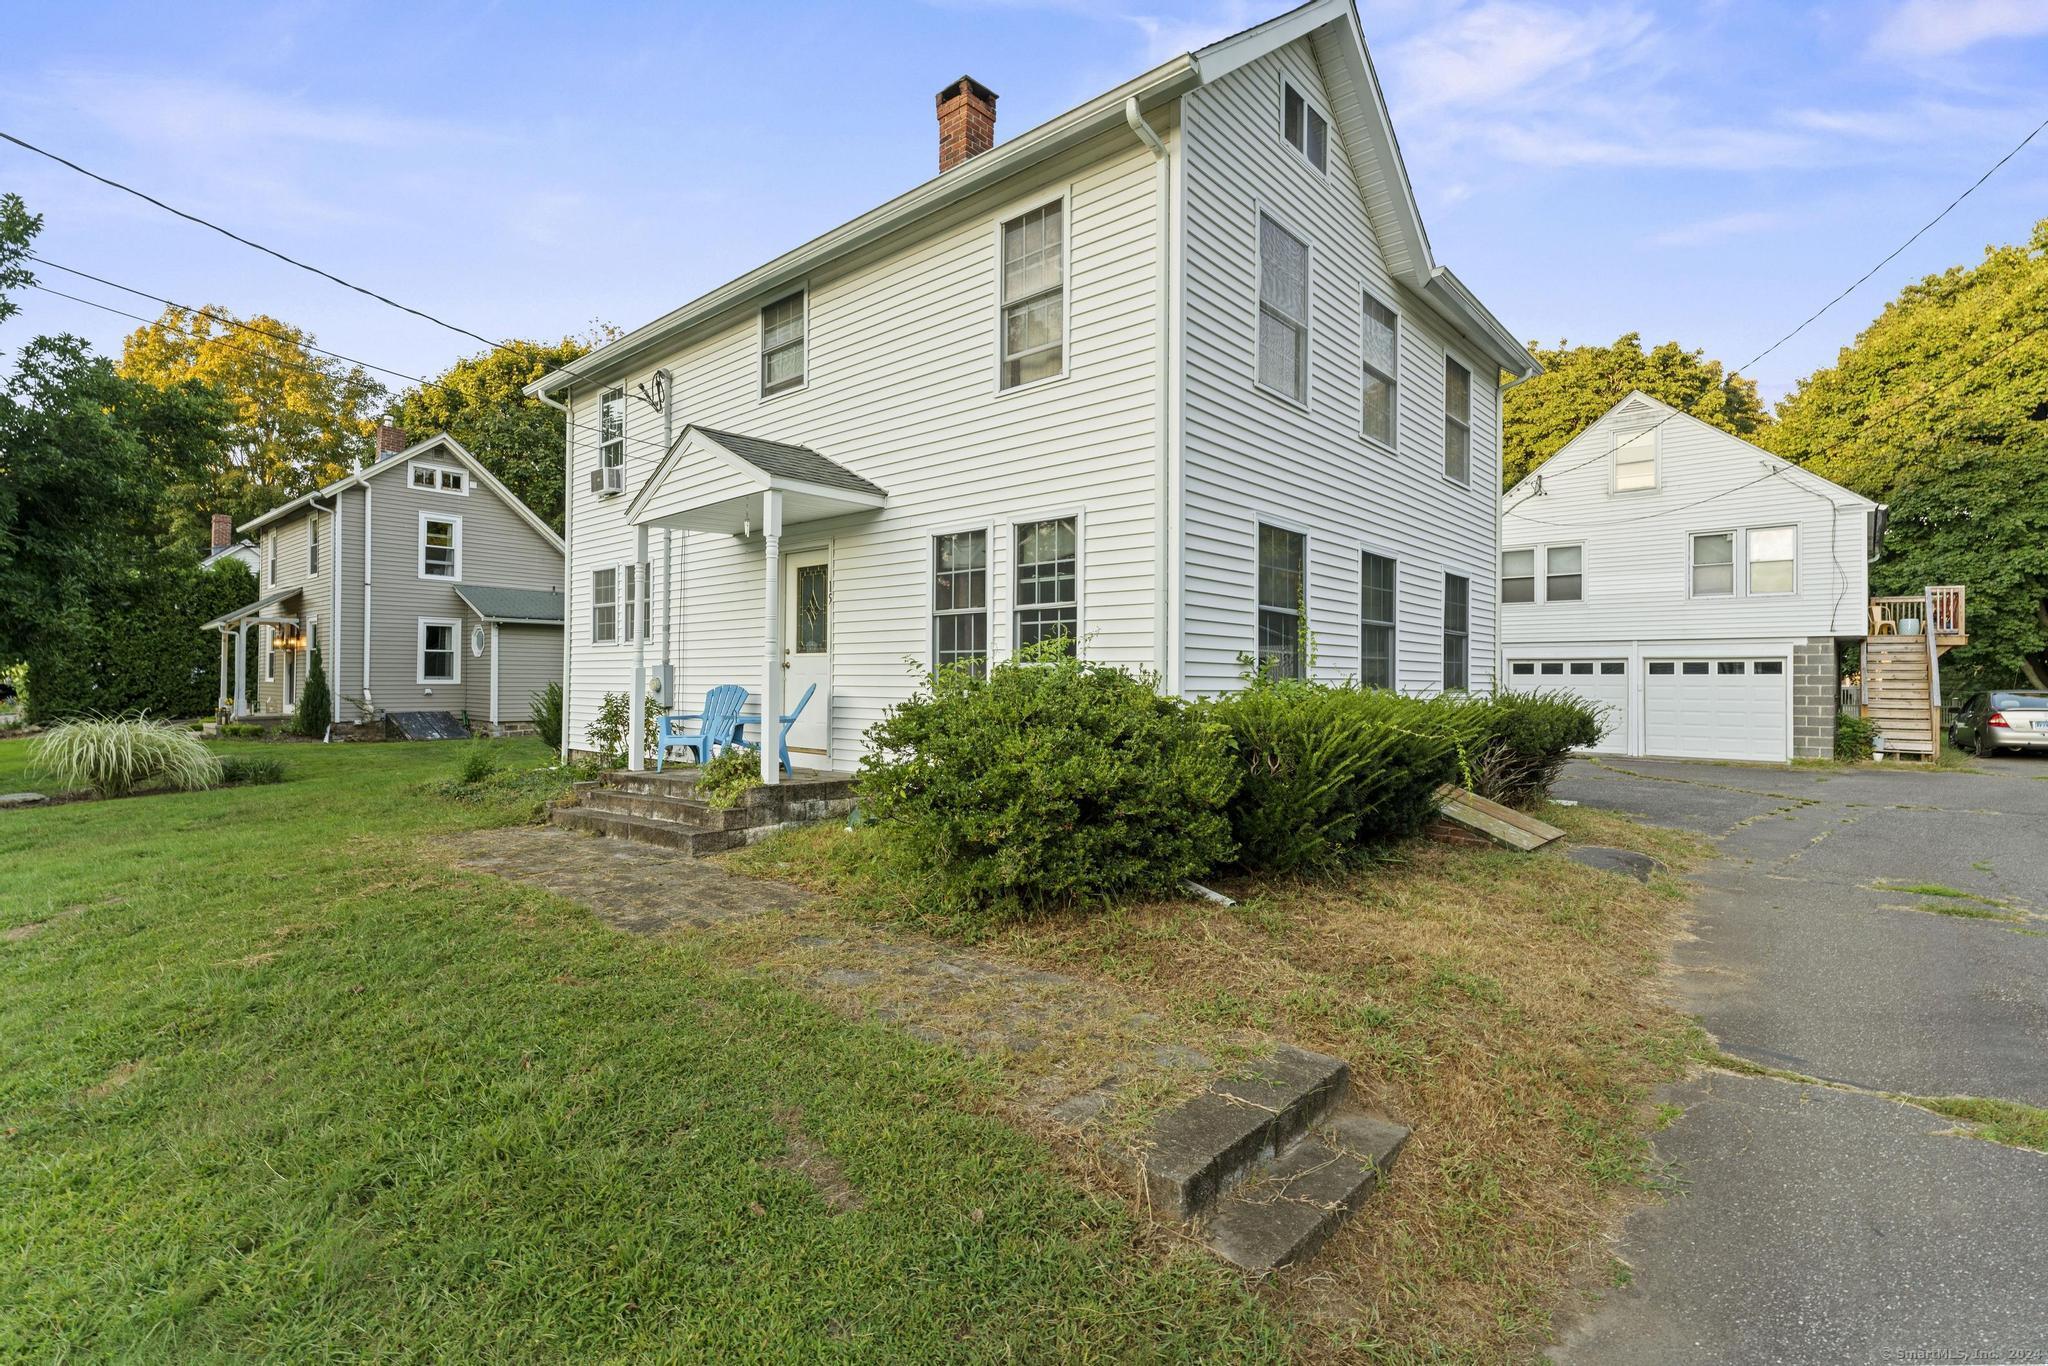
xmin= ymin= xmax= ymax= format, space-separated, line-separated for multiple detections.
xmin=654 ymin=684 xmax=749 ymax=771
xmin=733 ymin=683 xmax=817 ymax=775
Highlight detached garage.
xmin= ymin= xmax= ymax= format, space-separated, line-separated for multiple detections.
xmin=1506 ymin=659 xmax=1629 ymax=754
xmin=1507 ymin=650 xmax=1796 ymax=764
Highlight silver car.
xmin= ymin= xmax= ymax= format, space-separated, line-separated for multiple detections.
xmin=1950 ymin=690 xmax=2048 ymax=754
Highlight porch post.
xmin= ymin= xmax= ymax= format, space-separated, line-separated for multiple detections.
xmin=761 ymin=489 xmax=783 ymax=786
xmin=234 ymin=622 xmax=250 ymax=718
xmin=628 ymin=522 xmax=650 ymax=771
xmin=218 ymin=632 xmax=229 ymax=713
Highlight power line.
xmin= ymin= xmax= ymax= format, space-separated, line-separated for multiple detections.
xmin=1 ymin=129 xmax=506 ymax=351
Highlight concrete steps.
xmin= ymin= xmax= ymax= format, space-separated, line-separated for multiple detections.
xmin=548 ymin=766 xmax=857 ymax=854
xmin=1122 ymin=1044 xmax=1409 ymax=1272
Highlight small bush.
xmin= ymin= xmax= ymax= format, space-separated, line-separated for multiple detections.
xmin=586 ymin=689 xmax=664 ymax=768
xmin=457 ymin=743 xmax=502 ymax=786
xmin=1835 ymin=711 xmax=1877 ymax=762
xmin=531 ymin=681 xmax=564 ymax=750
xmin=1450 ymin=691 xmax=1602 ymax=807
xmin=28 ymin=714 xmax=223 ymax=797
xmin=221 ymin=723 xmax=266 ymax=739
xmin=699 ymin=745 xmax=760 ymax=810
xmin=218 ymin=755 xmax=287 ymax=786
xmin=860 ymin=647 xmax=1238 ymax=919
xmin=1206 ymin=682 xmax=1461 ymax=873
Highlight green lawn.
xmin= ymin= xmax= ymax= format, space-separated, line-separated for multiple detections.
xmin=0 ymin=738 xmax=1285 ymax=1359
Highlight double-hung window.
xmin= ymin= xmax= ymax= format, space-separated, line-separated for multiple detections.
xmin=999 ymin=202 xmax=1064 ymax=388
xmin=309 ymin=515 xmax=320 ymax=574
xmin=1257 ymin=214 xmax=1310 ymax=404
xmin=761 ymin=291 xmax=806 ymax=395
xmin=621 ymin=564 xmax=640 ymax=643
xmin=598 ymin=387 xmax=626 ymax=490
xmin=1615 ymin=428 xmax=1657 ymax=491
xmin=419 ymin=620 xmax=458 ymax=684
xmin=1256 ymin=524 xmax=1306 ymax=679
xmin=419 ymin=514 xmax=459 ymax=579
xmin=1442 ymin=574 xmax=1470 ymax=690
xmin=1362 ymin=294 xmax=1398 ymax=446
xmin=1360 ymin=552 xmax=1396 ymax=690
xmin=591 ymin=568 xmax=618 ymax=644
xmin=1014 ymin=517 xmax=1079 ymax=655
xmin=267 ymin=533 xmax=277 ymax=584
xmin=1691 ymin=531 xmax=1735 ymax=596
xmin=1501 ymin=549 xmax=1536 ymax=604
xmin=1546 ymin=545 xmax=1583 ymax=601
xmin=1282 ymin=82 xmax=1328 ymax=172
xmin=1747 ymin=526 xmax=1796 ymax=595
xmin=1443 ymin=357 xmax=1472 ymax=484
xmin=933 ymin=530 xmax=989 ymax=673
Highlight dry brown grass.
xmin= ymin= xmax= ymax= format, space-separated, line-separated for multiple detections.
xmin=724 ymin=805 xmax=1712 ymax=1363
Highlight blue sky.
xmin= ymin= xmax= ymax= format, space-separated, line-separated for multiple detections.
xmin=4 ymin=0 xmax=2046 ymax=403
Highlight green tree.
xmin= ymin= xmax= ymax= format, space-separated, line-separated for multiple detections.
xmin=390 ymin=331 xmax=616 ymax=534
xmin=1503 ymin=333 xmax=1770 ymax=486
xmin=119 ymin=304 xmax=385 ymax=545
xmin=294 ymin=645 xmax=332 ymax=736
xmin=0 ymin=192 xmax=39 ymax=326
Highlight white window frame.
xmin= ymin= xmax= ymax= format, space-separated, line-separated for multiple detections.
xmin=1254 ymin=205 xmax=1313 ymax=409
xmin=1746 ymin=524 xmax=1798 ymax=597
xmin=930 ymin=522 xmax=994 ymax=673
xmin=1359 ymin=547 xmax=1398 ymax=691
xmin=417 ymin=617 xmax=461 ymax=685
xmin=308 ymin=513 xmax=320 ymax=574
xmin=1009 ymin=509 xmax=1085 ymax=659
xmin=1442 ymin=573 xmax=1471 ymax=691
xmin=1442 ymin=352 xmax=1473 ymax=486
xmin=590 ymin=567 xmax=619 ymax=645
xmin=266 ymin=532 xmax=277 ymax=585
xmin=1613 ymin=427 xmax=1658 ymax=493
xmin=1690 ymin=529 xmax=1737 ymax=598
xmin=409 ymin=459 xmax=469 ymax=496
xmin=1544 ymin=543 xmax=1584 ymax=602
xmin=262 ymin=625 xmax=275 ymax=682
xmin=1279 ymin=76 xmax=1330 ymax=174
xmin=1500 ymin=547 xmax=1537 ymax=604
xmin=759 ymin=287 xmax=808 ymax=398
xmin=417 ymin=512 xmax=462 ymax=581
xmin=1361 ymin=290 xmax=1400 ymax=450
xmin=1254 ymin=519 xmax=1310 ymax=680
xmin=993 ymin=188 xmax=1071 ymax=395
xmin=599 ymin=387 xmax=627 ymax=476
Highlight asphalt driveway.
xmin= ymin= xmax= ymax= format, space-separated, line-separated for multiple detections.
xmin=1549 ymin=754 xmax=2048 ymax=1365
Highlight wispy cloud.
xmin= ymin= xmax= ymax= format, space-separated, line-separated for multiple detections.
xmin=1389 ymin=1 xmax=1655 ymax=113
xmin=48 ymin=71 xmax=494 ymax=153
xmin=1870 ymin=0 xmax=2048 ymax=60
xmin=1649 ymin=209 xmax=1783 ymax=248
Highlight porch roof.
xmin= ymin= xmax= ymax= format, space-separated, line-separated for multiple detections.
xmin=625 ymin=425 xmax=886 ymax=534
xmin=201 ymin=587 xmax=297 ymax=632
xmin=453 ymin=584 xmax=565 ymax=626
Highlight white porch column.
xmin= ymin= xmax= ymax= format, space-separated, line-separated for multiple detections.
xmin=218 ymin=633 xmax=229 ymax=713
xmin=627 ymin=523 xmax=650 ymax=771
xmin=760 ymin=490 xmax=783 ymax=786
xmin=235 ymin=622 xmax=252 ymax=718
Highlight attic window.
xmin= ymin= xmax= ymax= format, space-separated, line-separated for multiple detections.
xmin=1282 ymin=83 xmax=1328 ymax=173
xmin=1615 ymin=429 xmax=1657 ymax=491
xmin=410 ymin=461 xmax=467 ymax=494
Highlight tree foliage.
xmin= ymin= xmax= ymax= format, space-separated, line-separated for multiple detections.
xmin=118 ymin=305 xmax=385 ymax=545
xmin=390 ymin=333 xmax=615 ymax=534
xmin=1503 ymin=333 xmax=1769 ymax=486
xmin=0 ymin=192 xmax=40 ymax=327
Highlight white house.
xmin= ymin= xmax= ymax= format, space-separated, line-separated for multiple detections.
xmin=1500 ymin=392 xmax=1882 ymax=763
xmin=528 ymin=0 xmax=1536 ymax=777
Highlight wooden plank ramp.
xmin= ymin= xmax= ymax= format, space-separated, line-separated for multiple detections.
xmin=1433 ymin=785 xmax=1566 ymax=852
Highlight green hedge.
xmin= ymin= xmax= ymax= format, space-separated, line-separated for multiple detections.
xmin=859 ymin=649 xmax=1238 ymax=919
xmin=25 ymin=559 xmax=256 ymax=723
xmin=1445 ymin=690 xmax=1604 ymax=808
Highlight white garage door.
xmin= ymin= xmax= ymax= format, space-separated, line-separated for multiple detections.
xmin=1643 ymin=659 xmax=1788 ymax=762
xmin=1508 ymin=659 xmax=1630 ymax=754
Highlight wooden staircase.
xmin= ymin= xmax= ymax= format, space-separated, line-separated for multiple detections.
xmin=1862 ymin=586 xmax=1966 ymax=760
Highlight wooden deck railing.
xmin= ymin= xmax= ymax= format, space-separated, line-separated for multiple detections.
xmin=1869 ymin=586 xmax=1966 ymax=642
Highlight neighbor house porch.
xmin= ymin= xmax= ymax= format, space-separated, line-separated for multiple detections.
xmin=202 ymin=588 xmax=304 ymax=719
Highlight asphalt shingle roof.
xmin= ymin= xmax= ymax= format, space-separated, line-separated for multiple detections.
xmin=693 ymin=427 xmax=885 ymax=498
xmin=452 ymin=585 xmax=565 ymax=625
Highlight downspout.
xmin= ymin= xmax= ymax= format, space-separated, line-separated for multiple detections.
xmin=533 ymin=383 xmax=572 ymax=760
xmin=362 ymin=483 xmax=374 ymax=711
xmin=1125 ymin=95 xmax=1175 ymax=691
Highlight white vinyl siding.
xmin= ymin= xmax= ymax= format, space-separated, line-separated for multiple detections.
xmin=419 ymin=513 xmax=461 ymax=580
xmin=998 ymin=201 xmax=1065 ymax=389
xmin=760 ymin=291 xmax=806 ymax=396
xmin=1256 ymin=212 xmax=1310 ymax=403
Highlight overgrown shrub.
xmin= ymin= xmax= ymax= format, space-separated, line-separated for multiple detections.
xmin=218 ymin=755 xmax=286 ymax=786
xmin=1205 ymin=682 xmax=1462 ymax=873
xmin=531 ymin=681 xmax=563 ymax=750
xmin=1835 ymin=711 xmax=1877 ymax=762
xmin=221 ymin=723 xmax=265 ymax=739
xmin=1447 ymin=691 xmax=1603 ymax=808
xmin=699 ymin=744 xmax=760 ymax=810
xmin=25 ymin=560 xmax=255 ymax=724
xmin=292 ymin=646 xmax=332 ymax=737
xmin=28 ymin=714 xmax=223 ymax=797
xmin=860 ymin=648 xmax=1238 ymax=918
xmin=457 ymin=743 xmax=502 ymax=786
xmin=586 ymin=689 xmax=664 ymax=768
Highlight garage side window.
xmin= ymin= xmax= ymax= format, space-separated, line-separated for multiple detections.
xmin=1546 ymin=545 xmax=1583 ymax=602
xmin=1748 ymin=526 xmax=1796 ymax=595
xmin=1691 ymin=532 xmax=1734 ymax=596
xmin=1501 ymin=549 xmax=1535 ymax=603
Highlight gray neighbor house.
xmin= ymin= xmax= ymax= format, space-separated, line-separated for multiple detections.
xmin=205 ymin=425 xmax=565 ymax=735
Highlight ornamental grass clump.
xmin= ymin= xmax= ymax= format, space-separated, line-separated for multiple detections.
xmin=859 ymin=645 xmax=1238 ymax=920
xmin=28 ymin=713 xmax=223 ymax=798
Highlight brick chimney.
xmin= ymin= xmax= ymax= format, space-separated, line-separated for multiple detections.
xmin=210 ymin=513 xmax=234 ymax=553
xmin=375 ymin=422 xmax=408 ymax=461
xmin=936 ymin=77 xmax=997 ymax=173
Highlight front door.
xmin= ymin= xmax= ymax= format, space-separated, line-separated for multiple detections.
xmin=781 ymin=551 xmax=831 ymax=764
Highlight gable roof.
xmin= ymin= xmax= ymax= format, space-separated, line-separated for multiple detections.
xmin=620 ymin=425 xmax=887 ymax=527
xmin=238 ymin=433 xmax=567 ymax=552
xmin=453 ymin=584 xmax=565 ymax=626
xmin=1506 ymin=391 xmax=1878 ymax=512
xmin=526 ymin=0 xmax=1533 ymax=401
